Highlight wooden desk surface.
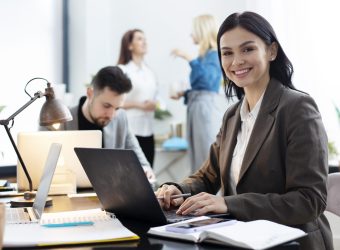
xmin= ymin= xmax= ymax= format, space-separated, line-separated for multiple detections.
xmin=1 ymin=195 xmax=300 ymax=250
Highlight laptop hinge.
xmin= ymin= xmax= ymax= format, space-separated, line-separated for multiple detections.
xmin=105 ymin=211 xmax=116 ymax=219
xmin=28 ymin=207 xmax=39 ymax=222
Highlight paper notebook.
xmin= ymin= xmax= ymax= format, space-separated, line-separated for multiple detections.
xmin=3 ymin=209 xmax=139 ymax=247
xmin=148 ymin=216 xmax=306 ymax=250
xmin=39 ymin=208 xmax=112 ymax=225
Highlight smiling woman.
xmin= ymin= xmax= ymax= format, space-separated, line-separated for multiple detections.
xmin=156 ymin=11 xmax=332 ymax=250
xmin=219 ymin=26 xmax=278 ymax=107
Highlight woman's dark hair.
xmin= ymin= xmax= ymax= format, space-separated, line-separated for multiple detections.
xmin=117 ymin=29 xmax=143 ymax=65
xmin=217 ymin=12 xmax=295 ymax=100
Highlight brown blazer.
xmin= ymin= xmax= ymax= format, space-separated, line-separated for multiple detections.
xmin=179 ymin=78 xmax=333 ymax=250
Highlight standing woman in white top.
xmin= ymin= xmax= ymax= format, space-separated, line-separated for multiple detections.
xmin=117 ymin=29 xmax=158 ymax=167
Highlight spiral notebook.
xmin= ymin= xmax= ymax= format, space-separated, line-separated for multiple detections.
xmin=39 ymin=208 xmax=114 ymax=225
xmin=3 ymin=208 xmax=139 ymax=247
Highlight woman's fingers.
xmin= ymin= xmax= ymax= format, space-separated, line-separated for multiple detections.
xmin=177 ymin=195 xmax=209 ymax=215
xmin=176 ymin=192 xmax=227 ymax=215
xmin=171 ymin=197 xmax=184 ymax=207
xmin=155 ymin=184 xmax=182 ymax=210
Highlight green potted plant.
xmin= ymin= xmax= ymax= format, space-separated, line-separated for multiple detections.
xmin=154 ymin=103 xmax=172 ymax=120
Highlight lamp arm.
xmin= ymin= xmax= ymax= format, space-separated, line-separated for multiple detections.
xmin=0 ymin=91 xmax=44 ymax=125
xmin=0 ymin=91 xmax=44 ymax=192
xmin=3 ymin=124 xmax=33 ymax=191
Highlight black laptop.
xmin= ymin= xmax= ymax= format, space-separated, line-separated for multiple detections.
xmin=74 ymin=147 xmax=197 ymax=225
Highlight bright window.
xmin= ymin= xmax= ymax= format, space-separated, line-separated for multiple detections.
xmin=0 ymin=0 xmax=63 ymax=166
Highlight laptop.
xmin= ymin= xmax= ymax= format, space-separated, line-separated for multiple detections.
xmin=17 ymin=130 xmax=102 ymax=191
xmin=74 ymin=147 xmax=197 ymax=225
xmin=6 ymin=143 xmax=62 ymax=224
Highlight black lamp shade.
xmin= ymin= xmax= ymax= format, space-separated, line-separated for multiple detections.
xmin=39 ymin=83 xmax=72 ymax=126
xmin=39 ymin=98 xmax=72 ymax=126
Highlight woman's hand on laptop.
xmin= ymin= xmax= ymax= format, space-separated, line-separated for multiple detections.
xmin=176 ymin=192 xmax=228 ymax=216
xmin=155 ymin=184 xmax=183 ymax=210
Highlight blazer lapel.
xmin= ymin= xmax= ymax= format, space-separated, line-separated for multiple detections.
xmin=238 ymin=79 xmax=283 ymax=182
xmin=221 ymin=104 xmax=241 ymax=190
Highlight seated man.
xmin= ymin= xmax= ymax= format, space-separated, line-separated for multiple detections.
xmin=54 ymin=66 xmax=155 ymax=180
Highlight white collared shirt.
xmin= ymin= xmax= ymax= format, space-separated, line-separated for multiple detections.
xmin=229 ymin=92 xmax=265 ymax=194
xmin=119 ymin=61 xmax=158 ymax=136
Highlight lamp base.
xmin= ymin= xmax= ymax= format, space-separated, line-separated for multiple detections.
xmin=10 ymin=190 xmax=53 ymax=207
xmin=10 ymin=197 xmax=53 ymax=208
xmin=23 ymin=190 xmax=37 ymax=200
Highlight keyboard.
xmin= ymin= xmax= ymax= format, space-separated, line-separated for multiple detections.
xmin=6 ymin=208 xmax=31 ymax=224
xmin=163 ymin=210 xmax=195 ymax=223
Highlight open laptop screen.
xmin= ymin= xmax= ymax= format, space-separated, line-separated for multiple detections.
xmin=17 ymin=130 xmax=102 ymax=191
xmin=33 ymin=143 xmax=62 ymax=218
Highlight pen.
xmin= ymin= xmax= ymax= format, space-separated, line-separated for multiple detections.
xmin=157 ymin=193 xmax=191 ymax=200
xmin=42 ymin=221 xmax=94 ymax=228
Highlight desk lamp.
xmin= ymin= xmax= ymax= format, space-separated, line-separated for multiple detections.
xmin=0 ymin=78 xmax=72 ymax=206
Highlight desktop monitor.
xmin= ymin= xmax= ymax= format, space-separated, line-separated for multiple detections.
xmin=17 ymin=130 xmax=102 ymax=192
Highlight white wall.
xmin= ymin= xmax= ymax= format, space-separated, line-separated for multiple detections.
xmin=0 ymin=0 xmax=63 ymax=165
xmin=1 ymin=0 xmax=340 ymax=166
xmin=245 ymin=0 xmax=340 ymax=157
xmin=68 ymin=0 xmax=245 ymax=135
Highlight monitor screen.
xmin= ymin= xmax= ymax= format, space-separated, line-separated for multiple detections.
xmin=17 ymin=130 xmax=102 ymax=191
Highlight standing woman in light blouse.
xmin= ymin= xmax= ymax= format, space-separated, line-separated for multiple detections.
xmin=157 ymin=12 xmax=332 ymax=250
xmin=171 ymin=14 xmax=223 ymax=173
xmin=118 ymin=29 xmax=158 ymax=167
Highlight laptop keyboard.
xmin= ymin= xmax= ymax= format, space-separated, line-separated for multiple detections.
xmin=6 ymin=208 xmax=31 ymax=224
xmin=163 ymin=210 xmax=195 ymax=223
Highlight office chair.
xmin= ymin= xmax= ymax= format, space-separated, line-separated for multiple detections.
xmin=326 ymin=173 xmax=340 ymax=216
